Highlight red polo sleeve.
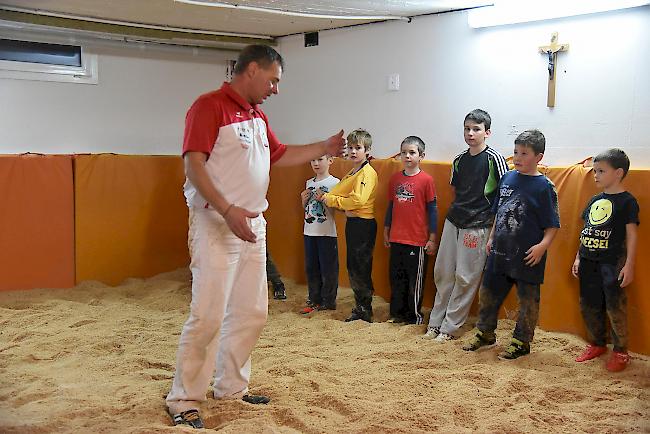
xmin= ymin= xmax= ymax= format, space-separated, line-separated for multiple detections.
xmin=182 ymin=95 xmax=221 ymax=156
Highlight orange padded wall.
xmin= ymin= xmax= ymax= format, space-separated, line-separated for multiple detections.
xmin=2 ymin=153 xmax=645 ymax=353
xmin=266 ymin=159 xmax=648 ymax=354
xmin=0 ymin=155 xmax=75 ymax=291
xmin=74 ymin=155 xmax=189 ymax=286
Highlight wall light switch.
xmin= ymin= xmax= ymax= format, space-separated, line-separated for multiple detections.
xmin=388 ymin=73 xmax=400 ymax=91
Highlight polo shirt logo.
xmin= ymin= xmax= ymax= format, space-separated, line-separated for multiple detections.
xmin=238 ymin=126 xmax=253 ymax=149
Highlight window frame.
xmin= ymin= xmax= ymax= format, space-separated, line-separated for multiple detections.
xmin=0 ymin=37 xmax=98 ymax=84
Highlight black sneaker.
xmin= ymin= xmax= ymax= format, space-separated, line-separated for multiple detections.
xmin=242 ymin=394 xmax=270 ymax=404
xmin=498 ymin=338 xmax=531 ymax=360
xmin=345 ymin=307 xmax=372 ymax=323
xmin=168 ymin=408 xmax=204 ymax=429
xmin=344 ymin=310 xmax=362 ymax=322
xmin=272 ymin=282 xmax=287 ymax=300
xmin=462 ymin=329 xmax=497 ymax=351
xmin=316 ymin=304 xmax=336 ymax=311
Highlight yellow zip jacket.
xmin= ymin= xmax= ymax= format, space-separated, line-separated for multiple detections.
xmin=322 ymin=161 xmax=377 ymax=219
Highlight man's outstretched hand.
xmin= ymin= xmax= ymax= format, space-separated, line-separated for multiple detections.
xmin=324 ymin=130 xmax=346 ymax=157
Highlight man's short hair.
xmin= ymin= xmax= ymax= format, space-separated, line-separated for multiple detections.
xmin=515 ymin=129 xmax=546 ymax=155
xmin=347 ymin=129 xmax=372 ymax=152
xmin=401 ymin=136 xmax=426 ymax=156
xmin=464 ymin=109 xmax=491 ymax=130
xmin=594 ymin=148 xmax=630 ymax=178
xmin=234 ymin=45 xmax=284 ymax=74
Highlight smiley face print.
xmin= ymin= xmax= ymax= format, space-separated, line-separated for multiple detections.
xmin=588 ymin=198 xmax=613 ymax=226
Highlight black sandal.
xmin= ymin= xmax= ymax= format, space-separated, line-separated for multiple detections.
xmin=242 ymin=394 xmax=270 ymax=404
xmin=272 ymin=282 xmax=287 ymax=300
xmin=168 ymin=408 xmax=204 ymax=429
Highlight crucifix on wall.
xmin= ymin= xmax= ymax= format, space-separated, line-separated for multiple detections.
xmin=539 ymin=32 xmax=569 ymax=108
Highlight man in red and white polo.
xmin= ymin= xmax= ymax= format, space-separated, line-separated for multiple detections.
xmin=166 ymin=45 xmax=344 ymax=428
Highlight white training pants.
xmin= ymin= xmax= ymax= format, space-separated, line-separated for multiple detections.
xmin=166 ymin=209 xmax=268 ymax=414
xmin=427 ymin=219 xmax=489 ymax=337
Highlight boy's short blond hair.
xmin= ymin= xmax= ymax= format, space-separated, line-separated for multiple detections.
xmin=347 ymin=129 xmax=372 ymax=152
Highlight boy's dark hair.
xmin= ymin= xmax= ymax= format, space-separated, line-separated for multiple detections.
xmin=515 ymin=129 xmax=546 ymax=155
xmin=234 ymin=45 xmax=284 ymax=75
xmin=464 ymin=109 xmax=491 ymax=130
xmin=594 ymin=148 xmax=630 ymax=178
xmin=401 ymin=136 xmax=426 ymax=156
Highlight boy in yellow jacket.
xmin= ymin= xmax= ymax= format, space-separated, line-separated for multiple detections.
xmin=316 ymin=129 xmax=378 ymax=322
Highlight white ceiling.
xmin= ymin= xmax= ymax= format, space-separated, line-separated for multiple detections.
xmin=0 ymin=0 xmax=490 ymax=39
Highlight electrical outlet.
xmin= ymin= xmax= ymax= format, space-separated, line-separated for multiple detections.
xmin=507 ymin=125 xmax=519 ymax=137
xmin=388 ymin=73 xmax=400 ymax=91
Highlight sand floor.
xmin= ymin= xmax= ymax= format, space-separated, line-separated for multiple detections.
xmin=0 ymin=269 xmax=648 ymax=433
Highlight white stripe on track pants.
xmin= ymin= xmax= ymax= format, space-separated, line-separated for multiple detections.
xmin=166 ymin=210 xmax=268 ymax=414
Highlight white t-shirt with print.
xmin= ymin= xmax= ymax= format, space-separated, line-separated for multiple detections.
xmin=303 ymin=175 xmax=339 ymax=237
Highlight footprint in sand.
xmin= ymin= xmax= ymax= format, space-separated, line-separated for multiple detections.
xmin=149 ymin=373 xmax=173 ymax=381
xmin=311 ymin=394 xmax=353 ymax=417
xmin=69 ymin=319 xmax=97 ymax=328
xmin=137 ymin=359 xmax=174 ymax=371
xmin=267 ymin=367 xmax=296 ymax=377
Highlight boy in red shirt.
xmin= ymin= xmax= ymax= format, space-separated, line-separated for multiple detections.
xmin=383 ymin=136 xmax=438 ymax=325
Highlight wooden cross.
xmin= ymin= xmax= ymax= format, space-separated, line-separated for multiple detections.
xmin=539 ymin=32 xmax=569 ymax=107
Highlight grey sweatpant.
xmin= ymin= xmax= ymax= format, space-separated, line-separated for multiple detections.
xmin=427 ymin=219 xmax=489 ymax=336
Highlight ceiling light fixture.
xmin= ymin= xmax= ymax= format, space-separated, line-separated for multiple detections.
xmin=174 ymin=0 xmax=410 ymax=21
xmin=468 ymin=0 xmax=650 ymax=28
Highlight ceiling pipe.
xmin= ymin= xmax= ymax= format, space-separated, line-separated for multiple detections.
xmin=0 ymin=5 xmax=273 ymax=39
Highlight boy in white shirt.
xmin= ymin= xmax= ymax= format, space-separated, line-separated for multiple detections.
xmin=300 ymin=155 xmax=340 ymax=313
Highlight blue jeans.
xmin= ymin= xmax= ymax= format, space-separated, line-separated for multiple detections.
xmin=477 ymin=270 xmax=540 ymax=343
xmin=304 ymin=235 xmax=339 ymax=308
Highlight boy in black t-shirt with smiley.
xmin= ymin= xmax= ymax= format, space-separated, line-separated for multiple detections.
xmin=572 ymin=148 xmax=640 ymax=372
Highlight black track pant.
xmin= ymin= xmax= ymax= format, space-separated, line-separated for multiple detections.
xmin=345 ymin=217 xmax=377 ymax=314
xmin=389 ymin=243 xmax=428 ymax=325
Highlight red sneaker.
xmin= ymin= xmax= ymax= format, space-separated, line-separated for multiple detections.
xmin=300 ymin=306 xmax=316 ymax=315
xmin=575 ymin=344 xmax=607 ymax=362
xmin=606 ymin=351 xmax=630 ymax=372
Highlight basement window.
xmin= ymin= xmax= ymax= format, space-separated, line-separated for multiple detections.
xmin=0 ymin=38 xmax=98 ymax=84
